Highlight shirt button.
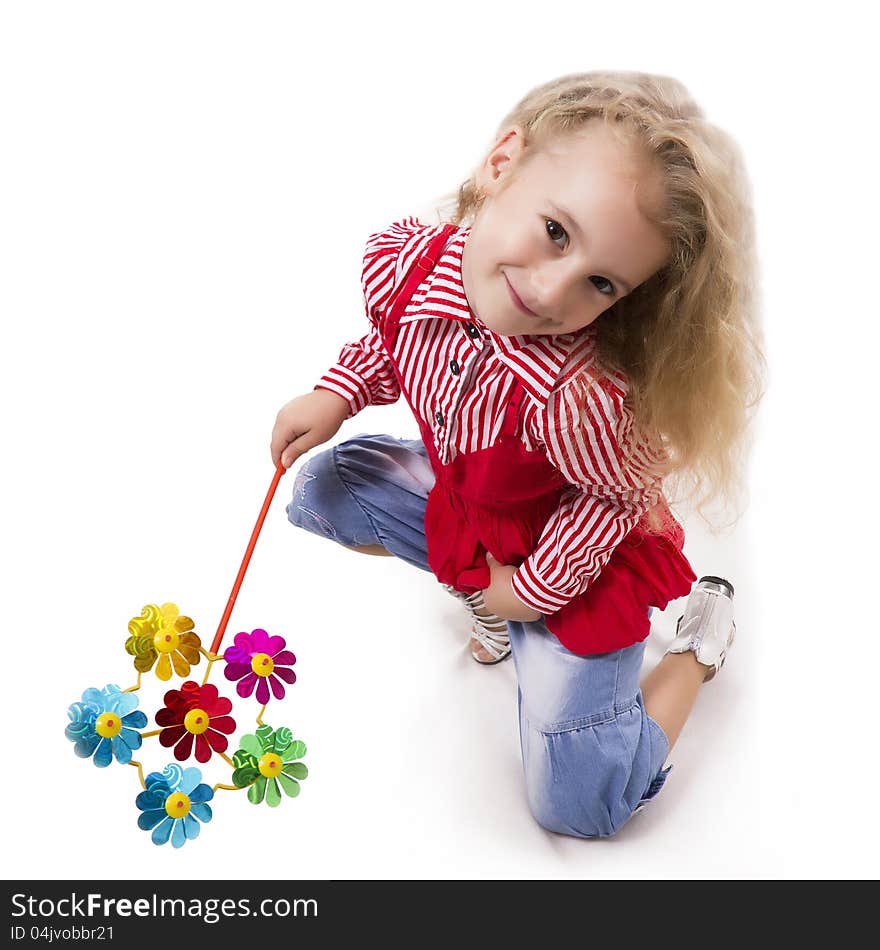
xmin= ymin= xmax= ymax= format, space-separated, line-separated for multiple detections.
xmin=449 ymin=359 xmax=460 ymax=375
xmin=466 ymin=323 xmax=480 ymax=339
xmin=435 ymin=411 xmax=444 ymax=426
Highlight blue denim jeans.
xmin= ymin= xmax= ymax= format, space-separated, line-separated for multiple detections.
xmin=287 ymin=433 xmax=672 ymax=838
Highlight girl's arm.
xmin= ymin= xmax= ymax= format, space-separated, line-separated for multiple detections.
xmin=315 ymin=320 xmax=401 ymax=416
xmin=315 ymin=216 xmax=432 ymax=414
xmin=506 ymin=376 xmax=662 ymax=619
xmin=482 ymin=555 xmax=542 ymax=622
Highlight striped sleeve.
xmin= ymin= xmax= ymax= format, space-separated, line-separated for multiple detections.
xmin=510 ymin=373 xmax=667 ymax=615
xmin=315 ymin=218 xmax=426 ymax=415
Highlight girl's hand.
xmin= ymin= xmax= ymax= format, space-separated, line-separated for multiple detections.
xmin=481 ymin=553 xmax=542 ymax=622
xmin=271 ymin=389 xmax=351 ymax=470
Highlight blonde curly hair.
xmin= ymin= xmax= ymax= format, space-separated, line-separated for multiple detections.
xmin=433 ymin=71 xmax=766 ymax=530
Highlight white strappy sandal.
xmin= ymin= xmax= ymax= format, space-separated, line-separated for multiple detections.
xmin=442 ymin=584 xmax=511 ymax=665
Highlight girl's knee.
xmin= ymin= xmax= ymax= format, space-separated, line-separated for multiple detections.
xmin=519 ymin=716 xmax=658 ymax=839
xmin=525 ymin=780 xmax=637 ymax=839
xmin=285 ymin=447 xmax=379 ymax=548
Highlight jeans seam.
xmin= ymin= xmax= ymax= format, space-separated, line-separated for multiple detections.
xmin=522 ymin=696 xmax=640 ymax=735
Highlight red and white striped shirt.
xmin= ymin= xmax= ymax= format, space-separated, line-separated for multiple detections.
xmin=316 ymin=218 xmax=668 ymax=616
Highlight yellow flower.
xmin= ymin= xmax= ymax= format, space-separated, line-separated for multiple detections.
xmin=125 ymin=603 xmax=201 ymax=681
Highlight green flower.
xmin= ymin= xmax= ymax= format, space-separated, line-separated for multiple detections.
xmin=232 ymin=724 xmax=308 ymax=806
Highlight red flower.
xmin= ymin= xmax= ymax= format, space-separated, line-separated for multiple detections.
xmin=155 ymin=681 xmax=236 ymax=763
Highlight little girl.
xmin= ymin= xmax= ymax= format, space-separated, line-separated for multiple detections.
xmin=270 ymin=71 xmax=764 ymax=838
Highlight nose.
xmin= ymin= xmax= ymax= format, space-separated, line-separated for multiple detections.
xmin=530 ymin=257 xmax=589 ymax=317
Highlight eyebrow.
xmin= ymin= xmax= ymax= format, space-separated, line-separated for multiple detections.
xmin=547 ymin=201 xmax=633 ymax=294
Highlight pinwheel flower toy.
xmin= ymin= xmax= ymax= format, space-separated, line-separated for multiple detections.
xmin=65 ymin=463 xmax=309 ymax=848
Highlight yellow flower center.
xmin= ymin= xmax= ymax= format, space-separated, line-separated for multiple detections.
xmin=183 ymin=708 xmax=210 ymax=734
xmin=259 ymin=752 xmax=283 ymax=778
xmin=153 ymin=629 xmax=180 ymax=653
xmin=95 ymin=712 xmax=122 ymax=738
xmin=164 ymin=792 xmax=191 ymax=818
xmin=251 ymin=653 xmax=274 ymax=677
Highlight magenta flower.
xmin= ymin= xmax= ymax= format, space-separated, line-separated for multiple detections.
xmin=223 ymin=628 xmax=296 ymax=703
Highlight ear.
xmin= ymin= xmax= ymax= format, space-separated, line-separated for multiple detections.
xmin=475 ymin=125 xmax=528 ymax=197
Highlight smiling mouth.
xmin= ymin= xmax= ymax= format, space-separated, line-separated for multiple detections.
xmin=504 ymin=275 xmax=540 ymax=319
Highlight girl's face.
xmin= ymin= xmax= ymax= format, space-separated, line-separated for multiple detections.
xmin=461 ymin=122 xmax=671 ymax=337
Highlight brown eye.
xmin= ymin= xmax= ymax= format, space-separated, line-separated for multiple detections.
xmin=545 ymin=218 xmax=567 ymax=247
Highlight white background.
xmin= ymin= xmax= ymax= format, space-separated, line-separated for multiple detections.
xmin=2 ymin=1 xmax=877 ymax=880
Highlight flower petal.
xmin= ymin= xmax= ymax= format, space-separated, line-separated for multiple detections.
xmin=73 ymin=734 xmax=101 ymax=758
xmin=159 ymin=603 xmax=180 ymax=624
xmin=272 ymin=650 xmax=296 ymax=666
xmin=248 ymin=776 xmax=267 ymax=805
xmin=177 ymin=639 xmax=201 ymax=664
xmin=173 ymin=731 xmax=194 ymax=761
xmin=189 ymin=783 xmax=214 ymax=804
xmin=204 ymin=694 xmax=232 ymax=717
xmin=232 ymin=764 xmax=258 ymax=788
xmin=111 ymin=691 xmax=140 ymax=718
xmin=205 ymin=730 xmax=228 ymax=755
xmin=255 ymin=677 xmax=270 ymax=705
xmin=151 ymin=817 xmax=174 ymax=846
xmin=134 ymin=651 xmax=157 ymax=673
xmin=155 ymin=706 xmax=181 ymax=728
xmin=159 ymin=726 xmax=185 ymax=748
xmin=208 ymin=715 xmax=236 ymax=735
xmin=156 ymin=653 xmax=172 ymax=681
xmin=178 ymin=768 xmax=203 ymax=796
xmin=170 ymin=650 xmax=190 ymax=678
xmin=264 ymin=635 xmax=286 ymax=656
xmin=282 ymin=762 xmax=308 ymax=781
xmin=93 ymin=737 xmax=113 ymax=768
xmin=272 ymin=727 xmax=293 ymax=754
xmin=136 ymin=789 xmax=166 ymax=811
xmin=122 ymin=710 xmax=148 ymax=729
xmin=224 ymin=662 xmax=249 ymax=682
xmin=238 ymin=734 xmax=262 ymax=759
xmin=269 ymin=676 xmax=286 ymax=701
xmin=232 ymin=630 xmax=254 ymax=652
xmin=273 ymin=666 xmax=296 ymax=685
xmin=278 ymin=772 xmax=302 ymax=798
xmin=280 ymin=740 xmax=307 ymax=762
xmin=189 ymin=801 xmax=213 ymax=823
xmin=193 ymin=733 xmax=212 ymax=763
xmin=137 ymin=808 xmax=168 ymax=831
xmin=250 ymin=628 xmax=270 ymax=651
xmin=118 ymin=727 xmax=143 ymax=752
xmin=183 ymin=813 xmax=201 ymax=841
xmin=236 ymin=672 xmax=258 ymax=699
xmin=197 ymin=682 xmax=218 ymax=705
xmin=111 ymin=736 xmax=133 ymax=764
xmin=266 ymin=777 xmax=282 ymax=808
xmin=80 ymin=688 xmax=104 ymax=707
xmin=170 ymin=818 xmax=187 ymax=849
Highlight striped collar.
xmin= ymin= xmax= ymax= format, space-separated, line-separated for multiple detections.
xmin=400 ymin=224 xmax=592 ymax=405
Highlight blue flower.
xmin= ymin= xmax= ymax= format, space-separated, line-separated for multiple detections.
xmin=65 ymin=684 xmax=147 ymax=767
xmin=135 ymin=763 xmax=214 ymax=848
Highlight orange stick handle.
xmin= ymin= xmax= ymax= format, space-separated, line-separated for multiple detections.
xmin=210 ymin=462 xmax=287 ymax=656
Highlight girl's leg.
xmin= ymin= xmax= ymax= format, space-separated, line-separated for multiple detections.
xmin=286 ymin=433 xmax=435 ymax=572
xmin=640 ymin=576 xmax=737 ymax=749
xmin=507 ymin=620 xmax=671 ymax=839
xmin=639 ymin=651 xmax=706 ymax=750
